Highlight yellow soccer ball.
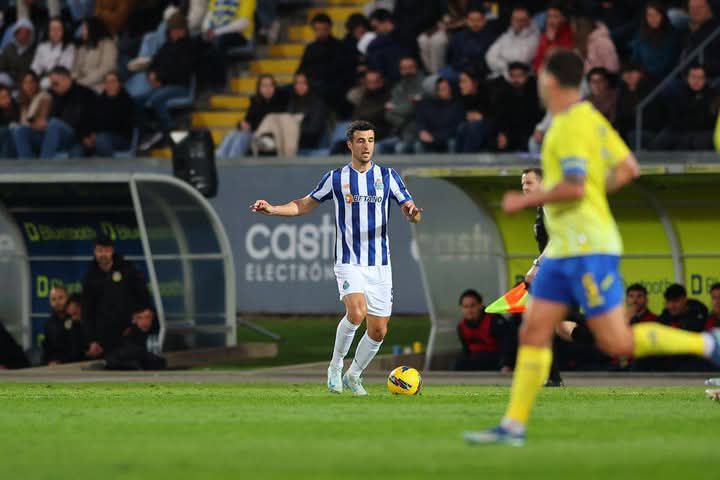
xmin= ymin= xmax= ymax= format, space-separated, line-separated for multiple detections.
xmin=387 ymin=366 xmax=422 ymax=395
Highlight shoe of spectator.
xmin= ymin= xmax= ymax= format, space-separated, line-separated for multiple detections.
xmin=139 ymin=132 xmax=165 ymax=152
xmin=128 ymin=57 xmax=152 ymax=73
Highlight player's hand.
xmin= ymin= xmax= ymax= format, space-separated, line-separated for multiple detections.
xmin=250 ymin=199 xmax=275 ymax=215
xmin=404 ymin=203 xmax=423 ymax=223
xmin=502 ymin=191 xmax=528 ymax=214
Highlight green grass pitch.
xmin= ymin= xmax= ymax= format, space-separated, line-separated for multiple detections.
xmin=2 ymin=383 xmax=718 ymax=479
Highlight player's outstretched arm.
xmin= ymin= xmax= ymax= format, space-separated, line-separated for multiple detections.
xmin=606 ymin=154 xmax=640 ymax=194
xmin=401 ymin=201 xmax=423 ymax=224
xmin=249 ymin=196 xmax=319 ymax=217
xmin=503 ymin=175 xmax=585 ymax=214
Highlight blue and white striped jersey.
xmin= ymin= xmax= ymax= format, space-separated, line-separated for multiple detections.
xmin=309 ymin=163 xmax=413 ymax=266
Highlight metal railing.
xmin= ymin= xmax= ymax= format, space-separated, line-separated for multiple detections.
xmin=635 ymin=23 xmax=720 ymax=152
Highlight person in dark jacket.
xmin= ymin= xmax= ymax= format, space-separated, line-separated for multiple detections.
xmin=83 ymin=235 xmax=151 ymax=359
xmin=13 ymin=66 xmax=96 ymax=159
xmin=134 ymin=12 xmax=198 ymax=147
xmin=0 ymin=84 xmax=19 ymax=157
xmin=447 ymin=6 xmax=498 ymax=77
xmin=455 ymin=290 xmax=512 ymax=371
xmin=82 ymin=72 xmax=135 ymax=157
xmin=0 ymin=320 xmax=29 ymax=369
xmin=495 ymin=62 xmax=543 ymax=152
xmin=625 ymin=283 xmax=658 ymax=325
xmin=415 ymin=77 xmax=465 ymax=153
xmin=297 ymin=13 xmax=353 ymax=118
xmin=615 ymin=63 xmax=665 ymax=148
xmin=456 ymin=69 xmax=495 ymax=153
xmin=104 ymin=306 xmax=166 ymax=370
xmin=43 ymin=289 xmax=86 ymax=365
xmin=366 ymin=9 xmax=408 ymax=83
xmin=651 ymin=65 xmax=718 ymax=150
xmin=392 ymin=0 xmax=445 ymax=57
xmin=630 ymin=2 xmax=681 ymax=81
xmin=680 ymin=0 xmax=720 ymax=78
xmin=216 ymin=74 xmax=288 ymax=158
xmin=287 ymin=72 xmax=329 ymax=151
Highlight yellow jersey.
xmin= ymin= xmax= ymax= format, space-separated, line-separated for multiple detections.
xmin=714 ymin=113 xmax=720 ymax=152
xmin=540 ymin=101 xmax=630 ymax=259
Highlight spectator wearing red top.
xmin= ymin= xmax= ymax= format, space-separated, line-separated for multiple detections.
xmin=454 ymin=289 xmax=509 ymax=371
xmin=625 ymin=283 xmax=657 ymax=325
xmin=705 ymin=283 xmax=720 ymax=330
xmin=532 ymin=3 xmax=573 ymax=72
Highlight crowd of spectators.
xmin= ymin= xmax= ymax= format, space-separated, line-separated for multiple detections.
xmin=457 ymin=282 xmax=720 ymax=372
xmin=0 ymin=0 xmax=275 ymax=158
xmin=218 ymin=0 xmax=720 ymax=158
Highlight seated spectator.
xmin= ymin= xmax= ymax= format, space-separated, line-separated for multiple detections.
xmin=366 ymin=8 xmax=407 ymax=83
xmin=658 ymin=283 xmax=709 ymax=331
xmin=81 ymin=72 xmax=134 ymax=157
xmin=417 ymin=0 xmax=475 ymax=72
xmin=630 ymin=2 xmax=681 ymax=81
xmin=706 ymin=283 xmax=720 ymax=330
xmin=446 ymin=7 xmax=497 ymax=77
xmin=72 ymin=16 xmax=117 ymax=93
xmin=297 ymin=13 xmax=352 ymax=118
xmin=0 ymin=19 xmax=36 ymax=87
xmin=30 ymin=17 xmax=75 ymax=90
xmin=680 ymin=0 xmax=720 ymax=79
xmin=456 ymin=69 xmax=494 ymax=153
xmin=0 ymin=84 xmax=19 ymax=157
xmin=533 ymin=3 xmax=572 ymax=71
xmin=615 ymin=63 xmax=665 ymax=147
xmin=585 ymin=67 xmax=617 ymax=123
xmin=342 ymin=13 xmax=371 ymax=81
xmin=13 ymin=66 xmax=95 ymax=159
xmin=83 ymin=235 xmax=151 ymax=359
xmin=392 ymin=0 xmax=444 ymax=57
xmin=42 ymin=288 xmax=86 ymax=365
xmin=415 ymin=77 xmax=464 ymax=153
xmin=201 ymin=0 xmax=254 ymax=50
xmin=104 ymin=306 xmax=166 ymax=370
xmin=94 ymin=0 xmax=135 ymax=36
xmin=135 ymin=13 xmax=199 ymax=150
xmin=286 ymin=72 xmax=328 ymax=152
xmin=651 ymin=65 xmax=717 ymax=150
xmin=0 ymin=320 xmax=30 ymax=369
xmin=454 ymin=289 xmax=510 ymax=371
xmin=626 ymin=283 xmax=658 ymax=324
xmin=528 ymin=111 xmax=552 ymax=155
xmin=495 ymin=62 xmax=543 ymax=152
xmin=384 ymin=56 xmax=425 ymax=153
xmin=347 ymin=69 xmax=391 ymax=141
xmin=485 ymin=5 xmax=540 ymax=80
xmin=571 ymin=15 xmax=620 ymax=74
xmin=216 ymin=74 xmax=287 ymax=159
xmin=14 ymin=71 xmax=52 ymax=156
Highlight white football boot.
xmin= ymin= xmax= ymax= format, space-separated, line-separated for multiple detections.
xmin=327 ymin=366 xmax=343 ymax=394
xmin=342 ymin=372 xmax=368 ymax=396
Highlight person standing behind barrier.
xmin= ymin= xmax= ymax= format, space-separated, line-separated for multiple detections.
xmin=83 ymin=235 xmax=151 ymax=359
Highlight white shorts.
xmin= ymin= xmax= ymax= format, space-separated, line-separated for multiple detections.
xmin=334 ymin=264 xmax=393 ymax=317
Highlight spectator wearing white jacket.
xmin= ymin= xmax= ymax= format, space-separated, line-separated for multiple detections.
xmin=485 ymin=6 xmax=539 ymax=80
xmin=31 ymin=18 xmax=75 ymax=91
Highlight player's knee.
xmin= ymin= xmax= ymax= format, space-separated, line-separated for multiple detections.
xmin=518 ymin=322 xmax=553 ymax=347
xmin=346 ymin=305 xmax=367 ymax=325
xmin=367 ymin=325 xmax=387 ymax=342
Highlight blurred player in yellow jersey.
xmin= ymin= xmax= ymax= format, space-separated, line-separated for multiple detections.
xmin=465 ymin=49 xmax=720 ymax=447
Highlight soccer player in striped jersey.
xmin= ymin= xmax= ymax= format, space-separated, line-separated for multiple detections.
xmin=250 ymin=120 xmax=423 ymax=395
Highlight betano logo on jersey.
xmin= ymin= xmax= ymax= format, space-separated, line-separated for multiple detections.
xmin=345 ymin=193 xmax=383 ymax=204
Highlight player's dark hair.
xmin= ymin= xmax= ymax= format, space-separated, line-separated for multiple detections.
xmin=94 ymin=233 xmax=113 ymax=247
xmin=346 ymin=120 xmax=376 ymax=142
xmin=710 ymin=283 xmax=720 ymax=293
xmin=66 ymin=294 xmax=82 ymax=306
xmin=311 ymin=13 xmax=333 ymax=26
xmin=626 ymin=283 xmax=648 ymax=295
xmin=664 ymin=283 xmax=687 ymax=301
xmin=346 ymin=13 xmax=369 ymax=32
xmin=587 ymin=66 xmax=611 ymax=83
xmin=542 ymin=49 xmax=584 ymax=88
xmin=50 ymin=65 xmax=71 ymax=77
xmin=522 ymin=167 xmax=543 ymax=178
xmin=459 ymin=289 xmax=483 ymax=305
xmin=508 ymin=61 xmax=531 ymax=73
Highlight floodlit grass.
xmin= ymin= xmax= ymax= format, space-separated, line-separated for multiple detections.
xmin=1 ymin=383 xmax=718 ymax=479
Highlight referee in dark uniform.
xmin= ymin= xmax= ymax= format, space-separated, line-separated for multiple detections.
xmin=522 ymin=168 xmax=564 ymax=386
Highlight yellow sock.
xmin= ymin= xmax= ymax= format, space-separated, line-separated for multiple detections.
xmin=632 ymin=322 xmax=705 ymax=357
xmin=504 ymin=345 xmax=553 ymax=425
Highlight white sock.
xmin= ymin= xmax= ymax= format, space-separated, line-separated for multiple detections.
xmin=330 ymin=316 xmax=360 ymax=369
xmin=347 ymin=332 xmax=383 ymax=377
xmin=702 ymin=332 xmax=716 ymax=357
xmin=500 ymin=417 xmax=526 ymax=435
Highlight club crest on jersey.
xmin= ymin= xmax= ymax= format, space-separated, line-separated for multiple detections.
xmin=374 ymin=178 xmax=384 ymax=190
xmin=343 ymin=281 xmax=350 ymax=290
